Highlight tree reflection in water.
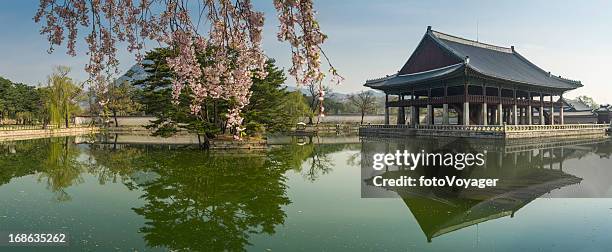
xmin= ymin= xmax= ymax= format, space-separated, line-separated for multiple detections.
xmin=1 ymin=135 xmax=348 ymax=251
xmin=88 ymin=141 xmax=344 ymax=251
xmin=126 ymin=149 xmax=290 ymax=251
xmin=0 ymin=137 xmax=88 ymax=201
xmin=38 ymin=137 xmax=85 ymax=201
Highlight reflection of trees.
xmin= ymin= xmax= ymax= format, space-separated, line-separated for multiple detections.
xmin=297 ymin=143 xmax=353 ymax=182
xmin=1 ymin=137 xmax=88 ymax=201
xmin=37 ymin=137 xmax=86 ymax=201
xmin=0 ymin=140 xmax=46 ymax=186
xmin=86 ymin=143 xmax=142 ymax=187
xmin=1 ymin=135 xmax=358 ymax=251
xmin=126 ymin=148 xmax=292 ymax=252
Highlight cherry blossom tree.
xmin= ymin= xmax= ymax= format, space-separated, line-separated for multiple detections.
xmin=34 ymin=0 xmax=342 ymax=136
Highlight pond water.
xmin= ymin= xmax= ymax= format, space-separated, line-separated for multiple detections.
xmin=1 ymin=134 xmax=612 ymax=251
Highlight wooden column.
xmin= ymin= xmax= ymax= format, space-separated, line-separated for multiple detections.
xmin=397 ymin=94 xmax=405 ymax=125
xmin=492 ymin=105 xmax=497 ymax=125
xmin=463 ymin=80 xmax=469 ymax=125
xmin=427 ymin=88 xmax=433 ymax=125
xmin=384 ymin=94 xmax=389 ymax=125
xmin=550 ymin=94 xmax=555 ymax=125
xmin=482 ymin=84 xmax=488 ymax=125
xmin=540 ymin=93 xmax=545 ymax=125
xmin=527 ymin=91 xmax=533 ymax=125
xmin=512 ymin=88 xmax=518 ymax=125
xmin=410 ymin=106 xmax=417 ymax=126
xmin=410 ymin=89 xmax=417 ymax=125
xmin=560 ymin=94 xmax=565 ymax=125
xmin=498 ymin=87 xmax=503 ymax=125
xmin=443 ymin=85 xmax=449 ymax=124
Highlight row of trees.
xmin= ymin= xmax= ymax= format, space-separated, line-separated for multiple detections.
xmin=0 ymin=68 xmax=82 ymax=127
xmin=0 ymin=77 xmax=45 ymax=124
xmin=1 ymin=49 xmax=313 ymax=144
xmin=2 ymin=46 xmax=377 ymax=148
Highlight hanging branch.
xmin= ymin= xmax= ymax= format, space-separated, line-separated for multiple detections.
xmin=34 ymin=0 xmax=342 ymax=136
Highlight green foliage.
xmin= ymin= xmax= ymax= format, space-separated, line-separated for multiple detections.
xmin=133 ymin=48 xmax=222 ymax=141
xmin=105 ymin=80 xmax=143 ymax=126
xmin=0 ymin=77 xmax=46 ymax=124
xmin=45 ymin=66 xmax=83 ymax=128
xmin=135 ymin=48 xmax=304 ymax=142
xmin=243 ymin=60 xmax=311 ymax=134
xmin=576 ymin=95 xmax=598 ymax=111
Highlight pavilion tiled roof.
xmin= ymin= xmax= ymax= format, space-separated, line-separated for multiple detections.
xmin=366 ymin=27 xmax=582 ymax=91
xmin=560 ymin=98 xmax=593 ymax=112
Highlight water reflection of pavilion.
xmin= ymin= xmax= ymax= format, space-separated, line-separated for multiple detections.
xmin=387 ymin=168 xmax=580 ymax=242
xmin=361 ymin=136 xmax=608 ymax=242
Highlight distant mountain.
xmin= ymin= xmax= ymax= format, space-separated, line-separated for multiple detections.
xmin=115 ymin=60 xmax=153 ymax=84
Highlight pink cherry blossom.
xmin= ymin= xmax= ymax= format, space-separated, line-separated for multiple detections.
xmin=34 ymin=0 xmax=342 ymax=137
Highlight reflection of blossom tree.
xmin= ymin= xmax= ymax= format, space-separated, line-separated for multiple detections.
xmin=129 ymin=149 xmax=291 ymax=251
xmin=299 ymin=143 xmax=355 ymax=182
xmin=86 ymin=142 xmax=142 ymax=186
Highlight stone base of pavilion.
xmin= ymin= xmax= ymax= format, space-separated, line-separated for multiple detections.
xmin=359 ymin=124 xmax=611 ymax=139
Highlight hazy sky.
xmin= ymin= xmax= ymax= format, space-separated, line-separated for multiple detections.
xmin=1 ymin=0 xmax=611 ymax=103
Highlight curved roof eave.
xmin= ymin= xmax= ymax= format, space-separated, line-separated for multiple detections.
xmin=466 ymin=65 xmax=580 ymax=91
xmin=364 ymin=63 xmax=465 ymax=91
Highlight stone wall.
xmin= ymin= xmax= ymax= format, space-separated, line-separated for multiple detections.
xmin=97 ymin=133 xmax=266 ymax=149
xmin=0 ymin=127 xmax=99 ymax=142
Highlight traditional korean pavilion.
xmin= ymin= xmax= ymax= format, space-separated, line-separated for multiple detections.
xmin=558 ymin=98 xmax=598 ymax=124
xmin=365 ymin=26 xmax=583 ymax=126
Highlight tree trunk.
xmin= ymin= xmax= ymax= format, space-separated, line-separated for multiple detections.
xmin=113 ymin=133 xmax=118 ymax=150
xmin=113 ymin=110 xmax=119 ymax=127
xmin=361 ymin=112 xmax=365 ymax=124
xmin=197 ymin=133 xmax=210 ymax=150
xmin=65 ymin=112 xmax=69 ymax=128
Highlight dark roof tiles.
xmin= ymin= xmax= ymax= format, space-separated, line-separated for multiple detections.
xmin=365 ymin=28 xmax=582 ymax=91
xmin=432 ymin=30 xmax=581 ymax=89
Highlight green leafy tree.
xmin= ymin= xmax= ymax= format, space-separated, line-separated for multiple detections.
xmin=45 ymin=66 xmax=83 ymax=128
xmin=279 ymin=91 xmax=312 ymax=126
xmin=135 ymin=48 xmax=304 ymax=148
xmin=0 ymin=77 xmax=46 ymax=124
xmin=106 ymin=80 xmax=143 ymax=127
xmin=242 ymin=60 xmax=311 ymax=135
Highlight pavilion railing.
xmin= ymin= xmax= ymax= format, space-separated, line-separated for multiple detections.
xmin=503 ymin=124 xmax=610 ymax=132
xmin=415 ymin=124 xmax=505 ymax=132
xmin=387 ymin=95 xmax=564 ymax=107
xmin=361 ymin=123 xmax=611 ymax=133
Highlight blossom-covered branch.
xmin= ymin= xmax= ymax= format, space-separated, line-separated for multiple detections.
xmin=34 ymin=0 xmax=341 ymax=133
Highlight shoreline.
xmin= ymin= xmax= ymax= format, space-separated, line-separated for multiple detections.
xmin=0 ymin=127 xmax=100 ymax=142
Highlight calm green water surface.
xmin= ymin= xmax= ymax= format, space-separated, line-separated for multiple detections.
xmin=1 ymin=135 xmax=612 ymax=251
